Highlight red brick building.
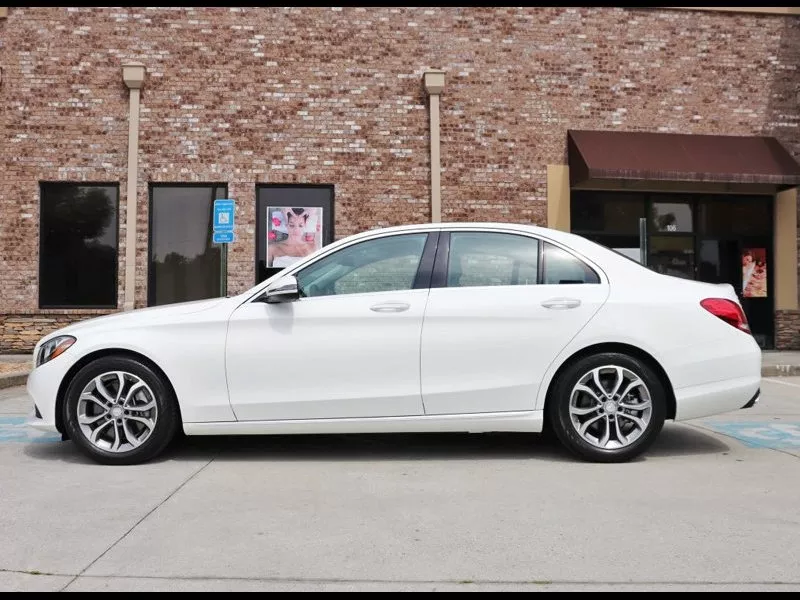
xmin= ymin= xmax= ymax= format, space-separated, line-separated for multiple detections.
xmin=2 ymin=7 xmax=799 ymax=351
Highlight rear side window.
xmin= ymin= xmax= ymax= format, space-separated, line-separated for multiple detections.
xmin=447 ymin=232 xmax=539 ymax=288
xmin=542 ymin=242 xmax=600 ymax=285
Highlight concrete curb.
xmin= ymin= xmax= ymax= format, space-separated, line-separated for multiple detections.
xmin=0 ymin=373 xmax=28 ymax=389
xmin=761 ymin=365 xmax=800 ymax=378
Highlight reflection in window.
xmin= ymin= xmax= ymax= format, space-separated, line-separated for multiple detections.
xmin=648 ymin=236 xmax=694 ymax=279
xmin=543 ymin=243 xmax=600 ymax=284
xmin=149 ymin=185 xmax=226 ymax=306
xmin=40 ymin=183 xmax=119 ymax=307
xmin=571 ymin=192 xmax=646 ymax=234
xmin=651 ymin=202 xmax=693 ymax=233
xmin=698 ymin=197 xmax=771 ymax=236
xmin=448 ymin=232 xmax=539 ymax=288
xmin=296 ymin=233 xmax=427 ymax=297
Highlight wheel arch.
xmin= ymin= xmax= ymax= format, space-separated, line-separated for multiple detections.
xmin=55 ymin=348 xmax=183 ymax=438
xmin=543 ymin=342 xmax=677 ymax=422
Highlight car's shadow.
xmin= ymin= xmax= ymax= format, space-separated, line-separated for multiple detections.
xmin=23 ymin=422 xmax=730 ymax=465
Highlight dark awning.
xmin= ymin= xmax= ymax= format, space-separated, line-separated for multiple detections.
xmin=568 ymin=130 xmax=800 ymax=188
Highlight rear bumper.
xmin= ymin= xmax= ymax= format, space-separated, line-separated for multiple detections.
xmin=741 ymin=388 xmax=760 ymax=410
xmin=674 ymin=374 xmax=761 ymax=421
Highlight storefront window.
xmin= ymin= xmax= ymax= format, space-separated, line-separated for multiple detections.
xmin=256 ymin=185 xmax=335 ymax=283
xmin=648 ymin=236 xmax=695 ymax=279
xmin=650 ymin=200 xmax=693 ymax=233
xmin=39 ymin=183 xmax=119 ymax=308
xmin=148 ymin=185 xmax=226 ymax=306
xmin=698 ymin=196 xmax=771 ymax=236
xmin=571 ymin=192 xmax=645 ymax=234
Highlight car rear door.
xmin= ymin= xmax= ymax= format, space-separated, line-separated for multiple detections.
xmin=420 ymin=229 xmax=610 ymax=416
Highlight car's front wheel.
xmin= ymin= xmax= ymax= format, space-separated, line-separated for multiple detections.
xmin=547 ymin=352 xmax=666 ymax=463
xmin=63 ymin=356 xmax=179 ymax=465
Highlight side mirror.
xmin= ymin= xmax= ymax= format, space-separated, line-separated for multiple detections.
xmin=261 ymin=275 xmax=300 ymax=304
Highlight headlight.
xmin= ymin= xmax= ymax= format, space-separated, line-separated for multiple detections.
xmin=36 ymin=335 xmax=76 ymax=367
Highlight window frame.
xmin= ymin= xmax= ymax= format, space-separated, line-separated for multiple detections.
xmin=541 ymin=240 xmax=601 ymax=285
xmin=432 ymin=229 xmax=605 ymax=290
xmin=146 ymin=182 xmax=228 ymax=307
xmin=254 ymin=184 xmax=336 ymax=285
xmin=38 ymin=181 xmax=120 ymax=309
xmin=438 ymin=230 xmax=542 ymax=289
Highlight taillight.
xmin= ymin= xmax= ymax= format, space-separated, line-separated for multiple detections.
xmin=700 ymin=298 xmax=751 ymax=334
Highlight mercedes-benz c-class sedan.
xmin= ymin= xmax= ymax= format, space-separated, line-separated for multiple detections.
xmin=27 ymin=222 xmax=761 ymax=465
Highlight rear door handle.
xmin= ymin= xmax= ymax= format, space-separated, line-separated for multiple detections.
xmin=370 ymin=302 xmax=410 ymax=313
xmin=541 ymin=297 xmax=581 ymax=310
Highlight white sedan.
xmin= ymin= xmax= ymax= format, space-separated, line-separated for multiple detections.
xmin=27 ymin=222 xmax=761 ymax=465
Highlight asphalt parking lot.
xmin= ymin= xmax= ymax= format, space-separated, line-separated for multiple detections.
xmin=2 ymin=378 xmax=799 ymax=591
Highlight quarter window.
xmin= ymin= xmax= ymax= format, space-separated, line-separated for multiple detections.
xmin=296 ymin=233 xmax=428 ymax=298
xmin=447 ymin=232 xmax=539 ymax=288
xmin=542 ymin=242 xmax=600 ymax=284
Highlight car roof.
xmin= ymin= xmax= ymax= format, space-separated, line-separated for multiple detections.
xmin=345 ymin=221 xmax=579 ymax=246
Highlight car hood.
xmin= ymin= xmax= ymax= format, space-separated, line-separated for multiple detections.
xmin=51 ymin=297 xmax=232 ymax=338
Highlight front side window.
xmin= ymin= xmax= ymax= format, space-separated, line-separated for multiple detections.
xmin=39 ymin=183 xmax=119 ymax=308
xmin=542 ymin=242 xmax=600 ymax=284
xmin=296 ymin=233 xmax=428 ymax=298
xmin=447 ymin=232 xmax=539 ymax=288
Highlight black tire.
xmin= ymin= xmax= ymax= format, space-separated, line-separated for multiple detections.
xmin=547 ymin=352 xmax=666 ymax=463
xmin=63 ymin=356 xmax=179 ymax=465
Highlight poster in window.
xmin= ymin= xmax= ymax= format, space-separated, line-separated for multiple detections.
xmin=266 ymin=206 xmax=323 ymax=269
xmin=742 ymin=248 xmax=767 ymax=298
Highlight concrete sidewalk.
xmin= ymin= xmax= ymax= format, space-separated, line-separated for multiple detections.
xmin=2 ymin=350 xmax=799 ymax=390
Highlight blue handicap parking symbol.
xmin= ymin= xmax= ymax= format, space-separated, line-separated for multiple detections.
xmin=0 ymin=417 xmax=61 ymax=444
xmin=702 ymin=421 xmax=800 ymax=449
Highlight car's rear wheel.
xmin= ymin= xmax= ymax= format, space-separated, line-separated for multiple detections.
xmin=63 ymin=356 xmax=179 ymax=465
xmin=547 ymin=352 xmax=666 ymax=463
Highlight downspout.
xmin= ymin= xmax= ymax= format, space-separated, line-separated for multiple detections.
xmin=122 ymin=63 xmax=145 ymax=311
xmin=424 ymin=70 xmax=445 ymax=223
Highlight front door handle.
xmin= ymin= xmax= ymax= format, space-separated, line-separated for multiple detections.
xmin=541 ymin=297 xmax=581 ymax=310
xmin=370 ymin=302 xmax=411 ymax=313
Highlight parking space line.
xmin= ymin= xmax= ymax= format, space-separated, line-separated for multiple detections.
xmin=59 ymin=456 xmax=217 ymax=591
xmin=763 ymin=378 xmax=800 ymax=389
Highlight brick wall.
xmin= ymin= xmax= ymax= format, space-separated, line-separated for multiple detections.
xmin=1 ymin=7 xmax=799 ymax=351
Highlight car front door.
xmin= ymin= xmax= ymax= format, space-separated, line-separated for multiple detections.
xmin=420 ymin=230 xmax=609 ymax=415
xmin=226 ymin=231 xmax=436 ymax=421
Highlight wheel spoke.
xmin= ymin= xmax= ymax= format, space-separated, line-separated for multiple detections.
xmin=579 ymin=413 xmax=605 ymax=435
xmin=123 ymin=381 xmax=146 ymax=407
xmin=598 ymin=415 xmax=611 ymax=447
xmin=126 ymin=415 xmax=155 ymax=431
xmin=126 ymin=400 xmax=156 ymax=412
xmin=80 ymin=392 xmax=107 ymax=411
xmin=570 ymin=404 xmax=600 ymax=416
xmin=618 ymin=379 xmax=646 ymax=402
xmin=110 ymin=421 xmax=121 ymax=451
xmin=617 ymin=412 xmax=647 ymax=430
xmin=592 ymin=369 xmax=607 ymax=398
xmin=79 ymin=412 xmax=107 ymax=425
xmin=89 ymin=419 xmax=114 ymax=444
xmin=573 ymin=384 xmax=603 ymax=404
xmin=619 ymin=399 xmax=652 ymax=411
xmin=609 ymin=367 xmax=625 ymax=399
xmin=113 ymin=372 xmax=125 ymax=403
xmin=122 ymin=419 xmax=142 ymax=448
xmin=94 ymin=378 xmax=116 ymax=404
xmin=614 ymin=416 xmax=627 ymax=445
